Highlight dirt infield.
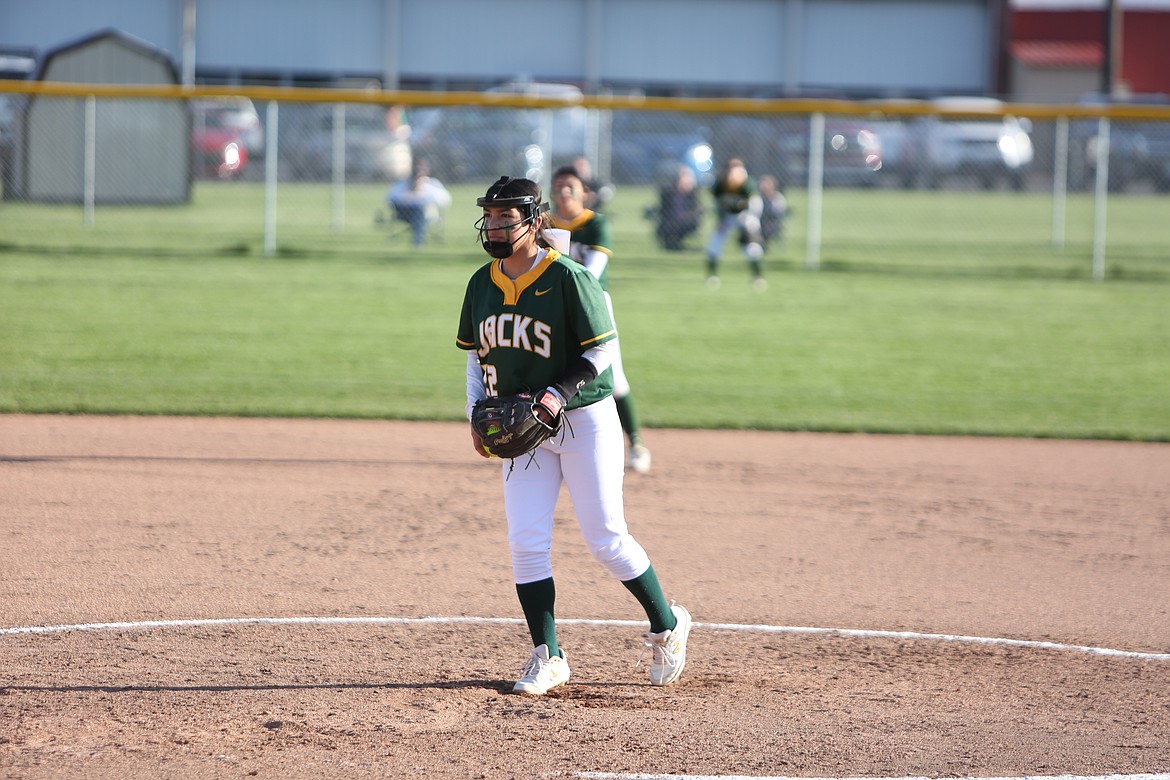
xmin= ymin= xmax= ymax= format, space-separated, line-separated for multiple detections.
xmin=2 ymin=414 xmax=1168 ymax=779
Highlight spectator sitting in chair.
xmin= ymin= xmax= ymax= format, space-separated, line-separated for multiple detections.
xmin=386 ymin=160 xmax=451 ymax=246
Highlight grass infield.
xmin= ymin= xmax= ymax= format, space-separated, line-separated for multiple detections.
xmin=1 ymin=182 xmax=1167 ymax=440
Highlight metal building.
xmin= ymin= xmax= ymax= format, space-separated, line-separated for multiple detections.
xmin=9 ymin=28 xmax=190 ymax=204
xmin=0 ymin=0 xmax=1004 ymax=98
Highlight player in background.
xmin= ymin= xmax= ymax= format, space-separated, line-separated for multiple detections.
xmin=705 ymin=156 xmax=766 ymax=290
xmin=456 ymin=175 xmax=691 ymax=696
xmin=756 ymin=173 xmax=789 ymax=251
xmin=548 ymin=165 xmax=652 ymax=475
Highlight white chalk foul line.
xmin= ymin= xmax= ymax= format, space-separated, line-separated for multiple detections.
xmin=695 ymin=621 xmax=1170 ymax=661
xmin=0 ymin=616 xmax=1167 ymax=661
xmin=570 ymin=776 xmax=1170 ymax=780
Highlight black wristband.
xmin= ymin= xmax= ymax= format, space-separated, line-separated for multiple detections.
xmin=549 ymin=355 xmax=598 ymax=402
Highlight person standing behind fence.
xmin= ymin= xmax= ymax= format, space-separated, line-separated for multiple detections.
xmin=548 ymin=165 xmax=652 ymax=475
xmin=655 ymin=164 xmax=703 ymax=251
xmin=705 ymin=157 xmax=765 ymax=290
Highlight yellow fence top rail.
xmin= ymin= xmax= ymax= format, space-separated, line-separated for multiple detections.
xmin=3 ymin=79 xmax=1170 ymax=121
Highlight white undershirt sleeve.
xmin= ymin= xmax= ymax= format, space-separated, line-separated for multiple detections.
xmin=582 ymin=339 xmax=616 ymax=377
xmin=581 ymin=247 xmax=609 ymax=280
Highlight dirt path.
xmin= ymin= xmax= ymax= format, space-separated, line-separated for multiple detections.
xmin=2 ymin=415 xmax=1168 ymax=778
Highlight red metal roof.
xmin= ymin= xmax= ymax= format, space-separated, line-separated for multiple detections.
xmin=1010 ymin=39 xmax=1104 ymax=67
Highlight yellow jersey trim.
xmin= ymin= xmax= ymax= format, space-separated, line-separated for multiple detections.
xmin=551 ymin=210 xmax=595 ymax=232
xmin=490 ymin=248 xmax=562 ymax=306
xmin=549 ymin=211 xmax=613 ymax=257
xmin=582 ymin=329 xmax=616 ymax=347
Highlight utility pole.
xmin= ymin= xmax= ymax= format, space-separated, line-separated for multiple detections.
xmin=1102 ymin=0 xmax=1123 ymax=96
xmin=181 ymin=0 xmax=196 ymax=87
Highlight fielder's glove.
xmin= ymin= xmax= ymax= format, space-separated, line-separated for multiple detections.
xmin=718 ymin=194 xmax=749 ymax=214
xmin=471 ymin=390 xmax=564 ymax=460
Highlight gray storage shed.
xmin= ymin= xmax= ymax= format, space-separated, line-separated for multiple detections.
xmin=14 ymin=28 xmax=190 ymax=204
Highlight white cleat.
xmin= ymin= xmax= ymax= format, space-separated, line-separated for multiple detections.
xmin=644 ymin=603 xmax=692 ymax=686
xmin=513 ymin=644 xmax=570 ymax=695
xmin=629 ymin=442 xmax=652 ymax=475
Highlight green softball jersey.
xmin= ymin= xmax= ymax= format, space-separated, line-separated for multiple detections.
xmin=712 ymin=176 xmax=757 ymax=217
xmin=549 ymin=209 xmax=613 ymax=291
xmin=456 ymin=248 xmax=616 ymax=409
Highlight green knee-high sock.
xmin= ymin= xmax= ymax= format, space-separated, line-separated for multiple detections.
xmin=614 ymin=393 xmax=643 ymax=446
xmin=516 ymin=578 xmax=560 ymax=658
xmin=621 ymin=566 xmax=676 ymax=634
xmin=706 ymin=256 xmax=719 ymax=276
xmin=749 ymin=259 xmax=763 ymax=279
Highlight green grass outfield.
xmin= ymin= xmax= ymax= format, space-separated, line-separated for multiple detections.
xmin=1 ymin=182 xmax=1167 ymax=440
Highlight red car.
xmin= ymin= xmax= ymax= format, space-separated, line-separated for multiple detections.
xmin=191 ymin=99 xmax=260 ymax=179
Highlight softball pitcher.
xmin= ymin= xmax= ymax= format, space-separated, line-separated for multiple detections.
xmin=548 ymin=165 xmax=652 ymax=475
xmin=456 ymin=176 xmax=691 ymax=696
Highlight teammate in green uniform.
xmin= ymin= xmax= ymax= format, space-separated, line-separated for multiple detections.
xmin=548 ymin=165 xmax=652 ymax=475
xmin=706 ymin=156 xmax=766 ymax=290
xmin=456 ymin=176 xmax=692 ymax=696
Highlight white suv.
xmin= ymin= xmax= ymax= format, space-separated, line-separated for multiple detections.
xmin=909 ymin=97 xmax=1034 ymax=190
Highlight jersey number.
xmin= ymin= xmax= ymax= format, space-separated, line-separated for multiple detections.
xmin=480 ymin=363 xmax=499 ymax=397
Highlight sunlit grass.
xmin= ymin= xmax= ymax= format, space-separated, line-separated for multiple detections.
xmin=1 ymin=182 xmax=1167 ymax=439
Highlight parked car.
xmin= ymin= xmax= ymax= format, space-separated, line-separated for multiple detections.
xmin=191 ymin=99 xmax=257 ymax=179
xmin=1068 ymin=92 xmax=1170 ymax=193
xmin=866 ymin=106 xmax=920 ymax=189
xmin=901 ymin=97 xmax=1034 ymax=190
xmin=784 ymin=116 xmax=883 ymax=188
xmin=714 ymin=114 xmax=883 ymax=189
xmin=410 ymin=82 xmax=586 ymax=184
xmin=280 ymin=103 xmax=411 ymax=183
xmin=410 ymin=106 xmax=545 ymax=183
xmin=609 ymin=110 xmax=714 ymax=186
xmin=195 ymin=98 xmax=263 ymax=156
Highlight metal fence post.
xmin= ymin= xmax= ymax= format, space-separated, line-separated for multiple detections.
xmin=1091 ymin=116 xmax=1110 ymax=281
xmin=83 ymin=95 xmax=96 ymax=227
xmin=805 ymin=111 xmax=824 ymax=271
xmin=332 ymin=103 xmax=346 ymax=232
xmin=1051 ymin=115 xmax=1068 ymax=250
xmin=264 ymin=100 xmax=279 ymax=257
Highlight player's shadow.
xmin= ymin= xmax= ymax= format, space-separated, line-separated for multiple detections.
xmin=4 ymin=679 xmax=642 ymax=696
xmin=3 ymin=680 xmax=509 ymax=694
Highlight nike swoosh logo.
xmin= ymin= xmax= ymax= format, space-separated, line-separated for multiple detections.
xmin=535 ymin=288 xmax=552 ymax=296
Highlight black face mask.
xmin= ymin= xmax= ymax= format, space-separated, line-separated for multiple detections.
xmin=483 ymin=240 xmax=517 ymax=258
xmin=477 ymin=215 xmax=535 ymax=258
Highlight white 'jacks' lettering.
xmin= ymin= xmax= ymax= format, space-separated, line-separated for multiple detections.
xmin=478 ymin=314 xmax=552 ymax=359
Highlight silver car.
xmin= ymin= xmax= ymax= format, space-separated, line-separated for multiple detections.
xmin=905 ymin=97 xmax=1034 ymax=190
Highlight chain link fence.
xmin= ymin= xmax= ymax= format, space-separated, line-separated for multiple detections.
xmin=2 ymin=85 xmax=1169 ymax=278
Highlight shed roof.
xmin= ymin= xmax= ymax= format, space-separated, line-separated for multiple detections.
xmin=33 ymin=27 xmax=178 ymax=84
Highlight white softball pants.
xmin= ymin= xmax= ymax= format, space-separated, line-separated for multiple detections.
xmin=707 ymin=211 xmax=764 ymax=261
xmin=502 ymin=395 xmax=651 ymax=585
